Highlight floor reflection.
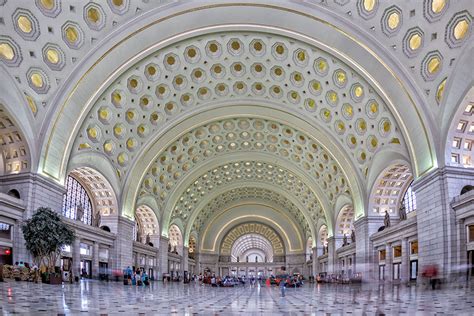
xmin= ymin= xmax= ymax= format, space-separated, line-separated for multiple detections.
xmin=0 ymin=280 xmax=473 ymax=315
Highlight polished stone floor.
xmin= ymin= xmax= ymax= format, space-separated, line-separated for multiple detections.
xmin=0 ymin=279 xmax=473 ymax=315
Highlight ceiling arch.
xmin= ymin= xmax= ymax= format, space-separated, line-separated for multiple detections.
xmin=369 ymin=163 xmax=413 ymax=216
xmin=230 ymin=234 xmax=275 ymax=262
xmin=68 ymin=166 xmax=118 ymax=216
xmin=444 ymin=86 xmax=473 ymax=168
xmin=221 ymin=223 xmax=284 ymax=257
xmin=135 ymin=204 xmax=159 ymax=237
xmin=0 ymin=104 xmax=31 ymax=175
xmin=168 ymin=160 xmax=324 ymax=239
xmin=190 ymin=186 xmax=311 ymax=242
xmin=199 ymin=201 xmax=305 ymax=254
xmin=35 ymin=2 xmax=442 ymax=195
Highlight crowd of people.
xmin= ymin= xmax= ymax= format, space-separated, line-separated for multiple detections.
xmin=188 ymin=268 xmax=304 ymax=296
xmin=123 ymin=266 xmax=150 ymax=286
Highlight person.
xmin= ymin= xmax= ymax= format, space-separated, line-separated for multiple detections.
xmin=384 ymin=210 xmax=391 ymax=228
xmin=279 ymin=267 xmax=289 ymax=297
xmin=399 ymin=203 xmax=407 ymax=220
xmin=211 ymin=274 xmax=217 ymax=287
xmin=142 ymin=271 xmax=149 ymax=286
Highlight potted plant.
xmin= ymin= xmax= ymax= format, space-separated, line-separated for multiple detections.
xmin=22 ymin=207 xmax=75 ymax=284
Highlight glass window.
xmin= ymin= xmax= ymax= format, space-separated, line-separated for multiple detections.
xmin=410 ymin=241 xmax=418 ymax=255
xmin=379 ymin=249 xmax=386 ymax=261
xmin=0 ymin=222 xmax=11 ymax=239
xmin=61 ymin=245 xmax=71 ymax=253
xmin=402 ymin=183 xmax=417 ymax=213
xmin=80 ymin=243 xmax=91 ymax=256
xmin=393 ymin=245 xmax=402 ymax=258
xmin=62 ymin=176 xmax=93 ymax=225
xmin=99 ymin=248 xmax=109 ymax=260
xmin=469 ymin=226 xmax=474 ymax=242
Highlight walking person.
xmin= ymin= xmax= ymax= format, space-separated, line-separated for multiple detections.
xmin=279 ymin=266 xmax=289 ymax=297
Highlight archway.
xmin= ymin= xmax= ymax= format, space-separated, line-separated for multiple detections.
xmin=168 ymin=224 xmax=183 ymax=256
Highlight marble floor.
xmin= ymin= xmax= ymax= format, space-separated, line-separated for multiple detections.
xmin=0 ymin=279 xmax=473 ymax=315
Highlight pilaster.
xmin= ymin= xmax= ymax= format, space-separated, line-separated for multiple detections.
xmin=158 ymin=236 xmax=169 ymax=279
xmin=327 ymin=237 xmax=336 ymax=274
xmin=112 ymin=216 xmax=134 ymax=271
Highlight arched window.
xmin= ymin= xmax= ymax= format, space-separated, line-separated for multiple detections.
xmin=62 ymin=175 xmax=93 ymax=225
xmin=401 ymin=182 xmax=417 ymax=213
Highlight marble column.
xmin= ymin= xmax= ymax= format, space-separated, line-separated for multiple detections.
xmin=158 ymin=236 xmax=169 ymax=280
xmin=457 ymin=219 xmax=467 ymax=270
xmin=312 ymin=246 xmax=318 ymax=277
xmin=73 ymin=238 xmax=81 ymax=278
xmin=354 ymin=218 xmax=370 ymax=280
xmin=327 ymin=237 xmax=336 ymax=274
xmin=385 ymin=243 xmax=392 ymax=282
xmin=401 ymin=238 xmax=409 ymax=283
xmin=92 ymin=242 xmax=99 ymax=279
xmin=182 ymin=246 xmax=189 ymax=278
xmin=112 ymin=217 xmax=134 ymax=271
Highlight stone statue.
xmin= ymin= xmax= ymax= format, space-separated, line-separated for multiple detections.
xmin=168 ymin=243 xmax=172 ymax=252
xmin=343 ymin=234 xmax=348 ymax=246
xmin=93 ymin=210 xmax=101 ymax=227
xmin=246 ymin=256 xmax=249 ymax=263
xmin=351 ymin=230 xmax=356 ymax=243
xmin=76 ymin=204 xmax=84 ymax=222
xmin=399 ymin=203 xmax=407 ymax=221
xmin=384 ymin=210 xmax=391 ymax=228
xmin=173 ymin=245 xmax=177 ymax=254
xmin=237 ymin=256 xmax=239 ymax=262
xmin=146 ymin=234 xmax=151 ymax=244
xmin=255 ymin=256 xmax=258 ymax=263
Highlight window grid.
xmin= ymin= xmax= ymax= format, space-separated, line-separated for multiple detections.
xmin=62 ymin=176 xmax=93 ymax=225
xmin=402 ymin=183 xmax=417 ymax=213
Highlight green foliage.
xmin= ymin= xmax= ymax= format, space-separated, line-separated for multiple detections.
xmin=22 ymin=207 xmax=75 ymax=272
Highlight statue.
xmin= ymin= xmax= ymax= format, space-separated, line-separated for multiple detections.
xmin=237 ymin=257 xmax=239 ymax=262
xmin=399 ymin=203 xmax=407 ymax=221
xmin=246 ymin=256 xmax=249 ymax=263
xmin=168 ymin=243 xmax=172 ymax=252
xmin=342 ymin=234 xmax=348 ymax=246
xmin=255 ymin=256 xmax=258 ymax=263
xmin=76 ymin=204 xmax=84 ymax=222
xmin=173 ymin=245 xmax=178 ymax=254
xmin=384 ymin=210 xmax=391 ymax=228
xmin=92 ymin=210 xmax=101 ymax=227
xmin=351 ymin=230 xmax=356 ymax=243
xmin=145 ymin=234 xmax=151 ymax=245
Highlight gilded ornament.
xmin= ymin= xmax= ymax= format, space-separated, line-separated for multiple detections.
xmin=30 ymin=73 xmax=43 ymax=88
xmin=46 ymin=48 xmax=59 ymax=64
xmin=0 ymin=43 xmax=14 ymax=60
xmin=454 ymin=19 xmax=469 ymax=40
xmin=431 ymin=0 xmax=446 ymax=14
xmin=409 ymin=33 xmax=422 ymax=50
xmin=427 ymin=57 xmax=441 ymax=74
xmin=387 ymin=12 xmax=400 ymax=30
xmin=17 ymin=16 xmax=32 ymax=33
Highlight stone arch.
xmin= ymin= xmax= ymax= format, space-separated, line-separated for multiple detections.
xmin=130 ymin=111 xmax=356 ymax=237
xmin=220 ymin=222 xmax=285 ymax=260
xmin=368 ymin=163 xmax=414 ymax=219
xmin=444 ymin=86 xmax=473 ymax=168
xmin=168 ymin=224 xmax=183 ymax=255
xmin=68 ymin=167 xmax=118 ymax=216
xmin=39 ymin=2 xmax=436 ymax=190
xmin=335 ymin=205 xmax=355 ymax=238
xmin=135 ymin=204 xmax=159 ymax=245
xmin=318 ymin=225 xmax=328 ymax=249
xmin=187 ymin=184 xmax=309 ymax=252
xmin=230 ymin=233 xmax=274 ymax=263
xmin=168 ymin=157 xmax=323 ymax=245
xmin=0 ymin=104 xmax=31 ymax=175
